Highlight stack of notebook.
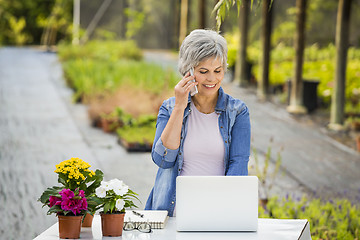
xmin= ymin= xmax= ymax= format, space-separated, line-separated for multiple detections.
xmin=124 ymin=210 xmax=169 ymax=229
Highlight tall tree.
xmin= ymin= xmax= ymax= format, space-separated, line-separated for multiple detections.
xmin=287 ymin=0 xmax=307 ymax=114
xmin=257 ymin=0 xmax=273 ymax=100
xmin=329 ymin=0 xmax=353 ymax=130
xmin=235 ymin=0 xmax=250 ymax=87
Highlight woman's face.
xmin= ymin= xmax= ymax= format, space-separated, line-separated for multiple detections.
xmin=193 ymin=57 xmax=224 ymax=97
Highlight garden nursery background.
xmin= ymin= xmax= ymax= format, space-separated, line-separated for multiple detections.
xmin=0 ymin=0 xmax=360 ymax=239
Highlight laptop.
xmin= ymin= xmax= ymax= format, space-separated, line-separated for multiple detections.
xmin=176 ymin=176 xmax=258 ymax=232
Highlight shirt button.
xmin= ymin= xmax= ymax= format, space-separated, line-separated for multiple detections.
xmin=220 ymin=126 xmax=223 ymax=128
xmin=171 ymin=201 xmax=174 ymax=204
xmin=225 ymin=141 xmax=228 ymax=143
xmin=179 ymin=152 xmax=182 ymax=155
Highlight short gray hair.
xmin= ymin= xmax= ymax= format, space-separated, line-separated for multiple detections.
xmin=178 ymin=29 xmax=228 ymax=76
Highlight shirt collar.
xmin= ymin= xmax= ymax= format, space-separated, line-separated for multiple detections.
xmin=187 ymin=87 xmax=227 ymax=113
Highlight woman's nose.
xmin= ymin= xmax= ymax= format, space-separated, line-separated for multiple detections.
xmin=207 ymin=73 xmax=216 ymax=82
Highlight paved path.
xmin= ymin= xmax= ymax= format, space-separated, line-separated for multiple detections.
xmin=0 ymin=48 xmax=157 ymax=240
xmin=0 ymin=48 xmax=359 ymax=239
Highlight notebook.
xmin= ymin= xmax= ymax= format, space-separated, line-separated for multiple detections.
xmin=176 ymin=176 xmax=258 ymax=232
xmin=124 ymin=210 xmax=169 ymax=229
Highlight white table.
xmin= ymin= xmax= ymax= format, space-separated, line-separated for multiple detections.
xmin=34 ymin=215 xmax=311 ymax=240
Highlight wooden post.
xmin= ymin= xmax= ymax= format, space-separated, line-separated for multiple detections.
xmin=235 ymin=0 xmax=250 ymax=87
xmin=179 ymin=0 xmax=189 ymax=48
xmin=199 ymin=0 xmax=206 ymax=29
xmin=329 ymin=0 xmax=352 ymax=130
xmin=287 ymin=0 xmax=307 ymax=114
xmin=257 ymin=0 xmax=273 ymax=100
xmin=72 ymin=0 xmax=80 ymax=45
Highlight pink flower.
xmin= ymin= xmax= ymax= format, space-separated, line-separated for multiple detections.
xmin=59 ymin=189 xmax=74 ymax=200
xmin=55 ymin=189 xmax=88 ymax=215
xmin=49 ymin=196 xmax=61 ymax=207
xmin=78 ymin=190 xmax=85 ymax=198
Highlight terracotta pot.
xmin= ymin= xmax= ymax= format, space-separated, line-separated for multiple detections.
xmin=100 ymin=212 xmax=125 ymax=237
xmin=58 ymin=215 xmax=82 ymax=239
xmin=82 ymin=213 xmax=94 ymax=227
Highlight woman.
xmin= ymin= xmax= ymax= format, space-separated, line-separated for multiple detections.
xmin=145 ymin=29 xmax=251 ymax=216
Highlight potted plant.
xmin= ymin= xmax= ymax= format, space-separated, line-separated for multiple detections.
xmin=94 ymin=179 xmax=139 ymax=237
xmin=54 ymin=157 xmax=103 ymax=227
xmin=38 ymin=157 xmax=103 ymax=232
xmin=39 ymin=188 xmax=88 ymax=239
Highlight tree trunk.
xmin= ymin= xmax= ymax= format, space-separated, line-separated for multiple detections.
xmin=235 ymin=0 xmax=250 ymax=87
xmin=199 ymin=0 xmax=206 ymax=29
xmin=257 ymin=0 xmax=273 ymax=100
xmin=120 ymin=0 xmax=128 ymax=39
xmin=329 ymin=0 xmax=352 ymax=130
xmin=179 ymin=0 xmax=189 ymax=48
xmin=287 ymin=0 xmax=307 ymax=114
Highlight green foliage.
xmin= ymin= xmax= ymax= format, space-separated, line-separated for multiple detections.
xmin=114 ymin=110 xmax=157 ymax=144
xmin=213 ymin=0 xmax=260 ymax=30
xmin=0 ymin=0 xmax=72 ymax=45
xmin=58 ymin=40 xmax=143 ymax=62
xmin=58 ymin=40 xmax=178 ymax=102
xmin=252 ymin=140 xmax=282 ymax=200
xmin=225 ymin=32 xmax=360 ymax=113
xmin=260 ymin=195 xmax=360 ymax=240
xmin=117 ymin=121 xmax=156 ymax=145
xmin=6 ymin=15 xmax=31 ymax=45
xmin=125 ymin=8 xmax=145 ymax=40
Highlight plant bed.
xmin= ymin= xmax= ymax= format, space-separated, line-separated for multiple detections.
xmin=116 ymin=118 xmax=156 ymax=152
xmin=118 ymin=138 xmax=152 ymax=152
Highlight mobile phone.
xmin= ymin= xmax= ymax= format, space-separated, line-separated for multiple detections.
xmin=189 ymin=68 xmax=198 ymax=96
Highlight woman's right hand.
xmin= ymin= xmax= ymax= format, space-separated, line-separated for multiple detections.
xmin=174 ymin=72 xmax=198 ymax=110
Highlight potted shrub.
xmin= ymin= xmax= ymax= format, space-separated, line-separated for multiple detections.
xmin=39 ymin=188 xmax=88 ymax=239
xmin=38 ymin=157 xmax=103 ymax=232
xmin=94 ymin=179 xmax=139 ymax=237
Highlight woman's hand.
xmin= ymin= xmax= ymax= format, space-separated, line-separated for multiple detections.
xmin=174 ymin=72 xmax=198 ymax=110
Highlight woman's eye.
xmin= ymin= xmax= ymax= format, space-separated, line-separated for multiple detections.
xmin=200 ymin=71 xmax=207 ymax=74
xmin=215 ymin=70 xmax=221 ymax=73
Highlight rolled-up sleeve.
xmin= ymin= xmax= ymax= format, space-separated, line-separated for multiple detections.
xmin=151 ymin=101 xmax=179 ymax=169
xmin=227 ymin=105 xmax=251 ymax=176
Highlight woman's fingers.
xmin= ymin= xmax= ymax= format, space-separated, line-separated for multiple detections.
xmin=179 ymin=72 xmax=195 ymax=87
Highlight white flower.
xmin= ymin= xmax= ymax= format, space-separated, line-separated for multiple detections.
xmin=100 ymin=180 xmax=111 ymax=191
xmin=95 ymin=186 xmax=107 ymax=198
xmin=109 ymin=179 xmax=129 ymax=196
xmin=115 ymin=199 xmax=125 ymax=211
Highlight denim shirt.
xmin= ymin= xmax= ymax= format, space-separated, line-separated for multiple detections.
xmin=145 ymin=87 xmax=251 ymax=216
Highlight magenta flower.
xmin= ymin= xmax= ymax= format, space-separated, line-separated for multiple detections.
xmin=59 ymin=189 xmax=74 ymax=199
xmin=79 ymin=190 xmax=85 ymax=198
xmin=50 ymin=189 xmax=88 ymax=215
xmin=49 ymin=196 xmax=61 ymax=207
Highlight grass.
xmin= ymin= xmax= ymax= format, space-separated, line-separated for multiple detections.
xmin=260 ymin=195 xmax=360 ymax=240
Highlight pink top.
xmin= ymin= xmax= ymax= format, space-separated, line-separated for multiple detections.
xmin=180 ymin=102 xmax=225 ymax=176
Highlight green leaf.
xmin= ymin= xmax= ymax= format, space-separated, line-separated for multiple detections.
xmin=47 ymin=205 xmax=62 ymax=215
xmin=110 ymin=200 xmax=116 ymax=212
xmin=39 ymin=186 xmax=63 ymax=204
xmin=103 ymin=202 xmax=111 ymax=214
